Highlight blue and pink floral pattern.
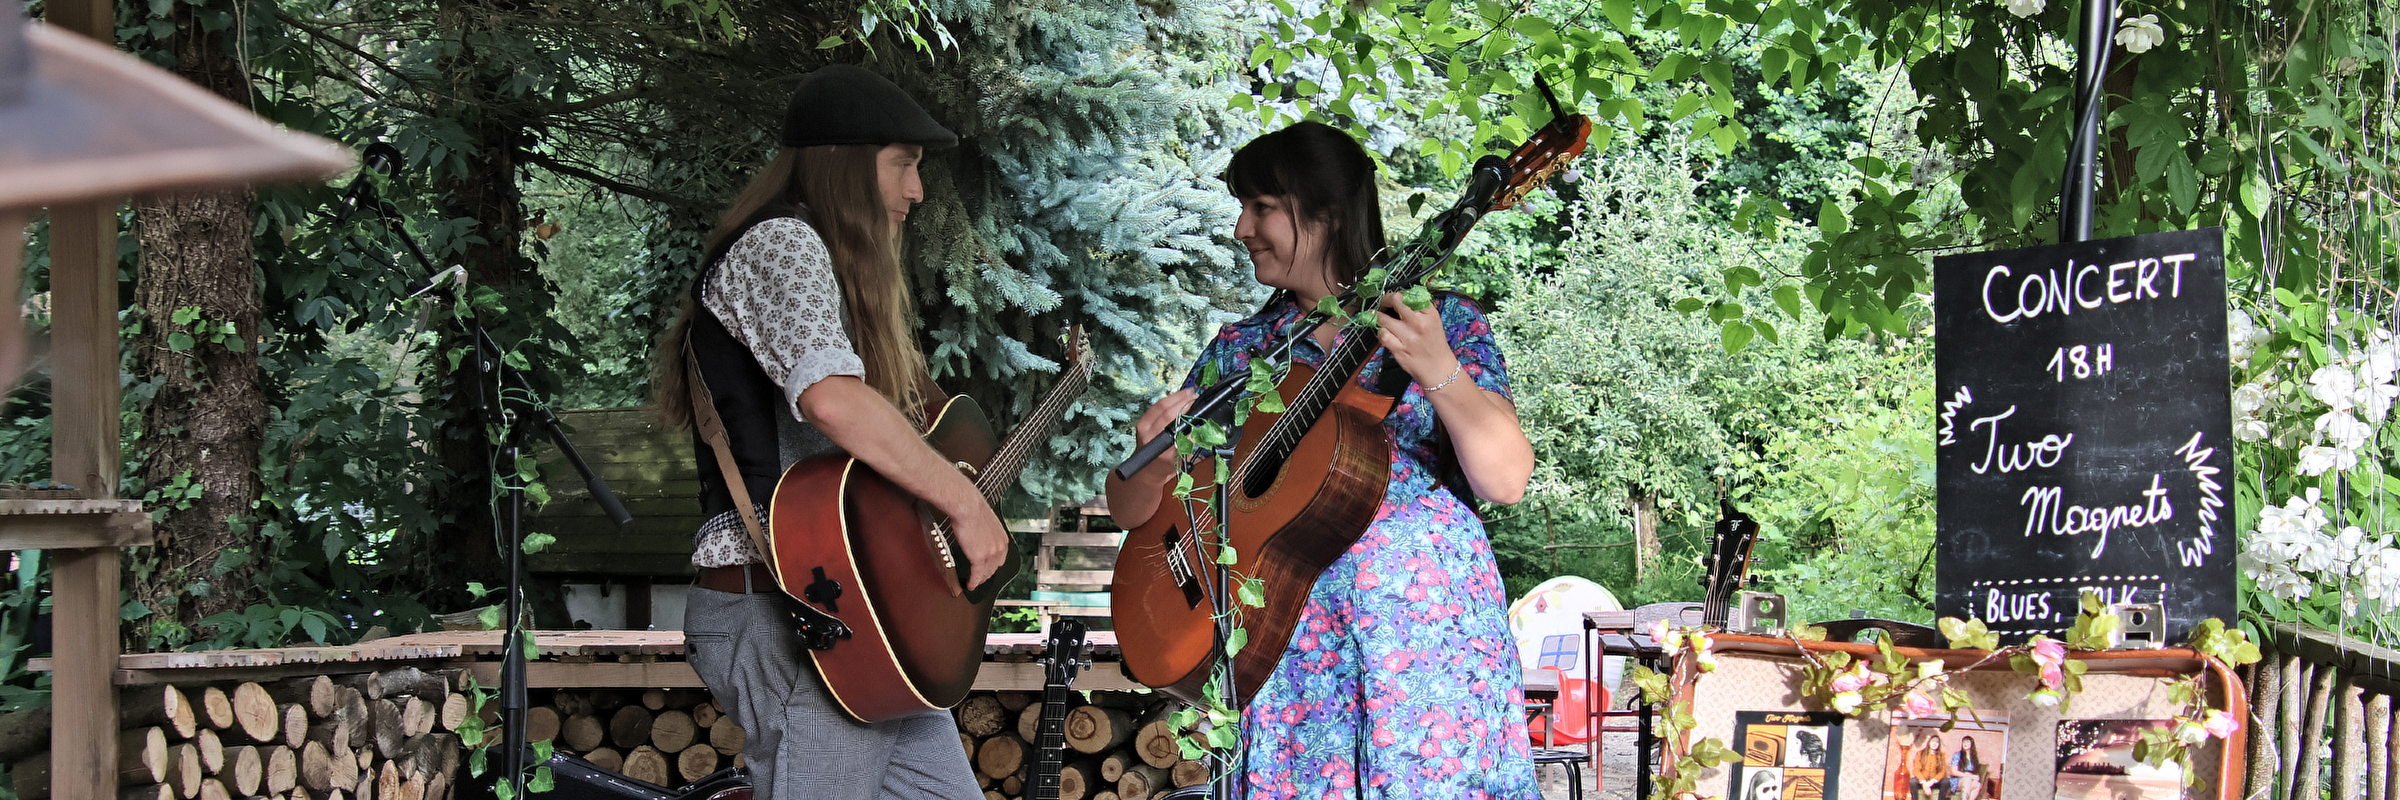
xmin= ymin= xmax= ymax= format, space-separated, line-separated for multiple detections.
xmin=1179 ymin=293 xmax=1538 ymax=799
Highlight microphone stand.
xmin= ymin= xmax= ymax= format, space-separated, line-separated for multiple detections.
xmin=333 ymin=173 xmax=633 ymax=800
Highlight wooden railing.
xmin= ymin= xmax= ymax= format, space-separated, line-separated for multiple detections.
xmin=2244 ymin=622 xmax=2400 ymax=800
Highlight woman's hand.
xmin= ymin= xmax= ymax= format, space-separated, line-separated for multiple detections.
xmin=1134 ymin=388 xmax=1199 ymax=450
xmin=1375 ymin=292 xmax=1462 ymax=386
xmin=1105 ymin=388 xmax=1199 ymax=528
xmin=1372 ymin=291 xmax=1536 ymax=505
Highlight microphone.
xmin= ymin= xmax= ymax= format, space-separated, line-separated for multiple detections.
xmin=332 ymin=142 xmax=403 ymax=226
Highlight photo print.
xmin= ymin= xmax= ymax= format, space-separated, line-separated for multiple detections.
xmin=1883 ymin=711 xmax=2009 ymax=800
xmin=1732 ymin=711 xmax=1844 ymax=800
xmin=2055 ymin=720 xmax=2185 ymax=800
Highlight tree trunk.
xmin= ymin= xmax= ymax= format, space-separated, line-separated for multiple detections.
xmin=1630 ymin=485 xmax=1661 ymax=586
xmin=416 ymin=0 xmax=553 ymax=606
xmin=129 ymin=0 xmax=268 ymax=644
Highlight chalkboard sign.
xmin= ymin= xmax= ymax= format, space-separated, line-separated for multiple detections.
xmin=1934 ymin=228 xmax=2234 ymax=644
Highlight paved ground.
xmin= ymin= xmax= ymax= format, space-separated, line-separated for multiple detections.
xmin=1537 ymin=731 xmax=1643 ymax=800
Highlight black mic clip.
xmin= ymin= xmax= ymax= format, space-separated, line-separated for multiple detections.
xmin=332 ymin=142 xmax=404 ymax=226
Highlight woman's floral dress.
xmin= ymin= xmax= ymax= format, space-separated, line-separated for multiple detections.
xmin=1177 ymin=293 xmax=1540 ymax=799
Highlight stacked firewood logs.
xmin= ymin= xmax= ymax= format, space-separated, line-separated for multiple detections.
xmin=524 ymin=689 xmax=743 ymax=788
xmin=5 ymin=669 xmax=468 ymax=800
xmin=951 ymin=691 xmax=1206 ymax=800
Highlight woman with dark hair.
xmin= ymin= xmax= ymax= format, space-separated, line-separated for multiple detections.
xmin=1948 ymin=736 xmax=1986 ymax=800
xmin=1106 ymin=121 xmax=1539 ymax=796
xmin=652 ymin=64 xmax=1007 ymax=800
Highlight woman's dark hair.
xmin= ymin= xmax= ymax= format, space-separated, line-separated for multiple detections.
xmin=1226 ymin=121 xmax=1386 ymax=294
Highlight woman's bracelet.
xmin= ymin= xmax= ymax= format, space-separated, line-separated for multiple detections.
xmin=1424 ymin=364 xmax=1465 ymax=393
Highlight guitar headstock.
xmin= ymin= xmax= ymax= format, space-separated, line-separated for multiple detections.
xmin=1064 ymin=325 xmax=1093 ymax=376
xmin=1042 ymin=617 xmax=1089 ymax=687
xmin=1490 ymin=76 xmax=1594 ymax=213
xmin=1490 ymin=117 xmax=1593 ymax=213
xmin=1700 ymin=507 xmax=1760 ymax=627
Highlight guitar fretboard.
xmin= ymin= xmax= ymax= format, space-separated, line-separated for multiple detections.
xmin=979 ymin=355 xmax=1093 ymax=505
xmin=1032 ymin=680 xmax=1073 ymax=799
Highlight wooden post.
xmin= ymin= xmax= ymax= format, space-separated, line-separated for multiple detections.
xmin=42 ymin=9 xmax=129 ymax=800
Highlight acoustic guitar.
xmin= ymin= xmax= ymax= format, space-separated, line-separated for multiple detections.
xmin=767 ymin=329 xmax=1092 ymax=722
xmin=1112 ymin=89 xmax=1593 ymax=708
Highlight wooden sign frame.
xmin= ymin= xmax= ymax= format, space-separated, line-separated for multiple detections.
xmin=1663 ymin=634 xmax=2246 ymax=800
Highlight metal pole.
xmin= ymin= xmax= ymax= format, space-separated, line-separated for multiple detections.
xmin=2059 ymin=0 xmax=2118 ymax=242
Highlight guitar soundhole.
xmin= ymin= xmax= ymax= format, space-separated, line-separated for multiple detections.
xmin=1239 ymin=448 xmax=1287 ymax=499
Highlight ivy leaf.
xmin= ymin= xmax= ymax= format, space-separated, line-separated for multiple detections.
xmin=1237 ymin=577 xmax=1265 ymax=608
xmin=1402 ymin=285 xmax=1433 ymax=312
xmin=1225 ymin=627 xmax=1249 ymax=657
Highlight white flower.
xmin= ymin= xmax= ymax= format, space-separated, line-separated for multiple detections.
xmin=2331 ymin=526 xmax=2372 ymax=576
xmin=2358 ymin=547 xmax=2400 ymax=609
xmin=2115 ymin=13 xmax=2166 ymax=53
xmin=2316 ymin=410 xmax=2373 ymax=450
xmin=2235 ymin=416 xmax=2271 ymax=442
xmin=2005 ymin=0 xmax=2046 ymax=16
xmin=2296 ymin=445 xmax=2344 ymax=476
xmin=2240 ymin=558 xmax=2314 ymax=601
xmin=2233 ymin=382 xmax=2269 ymax=415
xmin=2228 ymin=311 xmax=2263 ymax=362
xmin=2310 ymin=365 xmax=2359 ymax=412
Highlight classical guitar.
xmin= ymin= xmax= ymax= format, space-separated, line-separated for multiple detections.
xmin=1028 ymin=618 xmax=1089 ymax=800
xmin=1113 ymin=84 xmax=1594 ymax=708
xmin=768 ymin=328 xmax=1093 ymax=722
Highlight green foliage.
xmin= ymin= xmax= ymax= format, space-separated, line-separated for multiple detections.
xmin=1483 ymin=140 xmax=1935 ymax=620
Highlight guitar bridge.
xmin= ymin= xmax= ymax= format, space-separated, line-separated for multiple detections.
xmin=930 ymin=526 xmax=958 ymax=569
xmin=1162 ymin=526 xmax=1206 ymax=610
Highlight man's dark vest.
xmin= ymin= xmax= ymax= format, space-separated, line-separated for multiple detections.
xmin=689 ymin=214 xmax=844 ymax=535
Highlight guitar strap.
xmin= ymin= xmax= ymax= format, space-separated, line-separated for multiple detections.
xmin=684 ymin=340 xmax=781 ymax=587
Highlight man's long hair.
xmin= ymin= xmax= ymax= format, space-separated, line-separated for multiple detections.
xmin=652 ymin=145 xmax=928 ymax=429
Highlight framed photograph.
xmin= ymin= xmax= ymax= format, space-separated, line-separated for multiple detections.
xmin=2055 ymin=720 xmax=2184 ymax=800
xmin=1883 ymin=711 xmax=2009 ymax=800
xmin=1731 ymin=711 xmax=1845 ymax=800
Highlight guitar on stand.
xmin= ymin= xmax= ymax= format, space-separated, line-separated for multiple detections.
xmin=1699 ymin=505 xmax=1761 ymax=629
xmin=1027 ymin=619 xmax=1090 ymax=800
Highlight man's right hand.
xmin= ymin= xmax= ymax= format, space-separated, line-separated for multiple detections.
xmin=952 ymin=503 xmax=1010 ymax=591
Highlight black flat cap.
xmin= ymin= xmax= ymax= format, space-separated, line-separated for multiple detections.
xmin=782 ymin=64 xmax=957 ymax=150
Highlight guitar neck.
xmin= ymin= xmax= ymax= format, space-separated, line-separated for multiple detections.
xmin=975 ymin=364 xmax=1092 ymax=506
xmin=1031 ymin=681 xmax=1074 ymax=800
xmin=1237 ymin=229 xmax=1458 ymax=489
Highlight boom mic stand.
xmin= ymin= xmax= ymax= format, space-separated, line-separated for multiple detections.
xmin=330 ymin=153 xmax=634 ymax=800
